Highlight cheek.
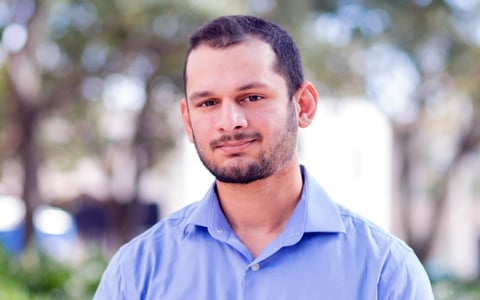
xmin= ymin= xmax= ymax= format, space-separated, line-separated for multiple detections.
xmin=254 ymin=107 xmax=290 ymax=130
xmin=189 ymin=116 xmax=214 ymax=141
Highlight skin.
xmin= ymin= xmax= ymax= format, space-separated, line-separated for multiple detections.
xmin=181 ymin=37 xmax=319 ymax=258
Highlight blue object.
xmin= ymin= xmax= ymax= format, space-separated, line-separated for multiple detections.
xmin=0 ymin=195 xmax=26 ymax=255
xmin=33 ymin=205 xmax=78 ymax=261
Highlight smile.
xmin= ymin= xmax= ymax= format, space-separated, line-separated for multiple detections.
xmin=216 ymin=139 xmax=256 ymax=153
xmin=210 ymin=132 xmax=262 ymax=153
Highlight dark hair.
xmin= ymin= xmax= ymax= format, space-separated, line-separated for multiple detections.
xmin=183 ymin=15 xmax=304 ymax=99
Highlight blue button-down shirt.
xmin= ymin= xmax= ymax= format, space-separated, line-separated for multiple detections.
xmin=94 ymin=166 xmax=434 ymax=299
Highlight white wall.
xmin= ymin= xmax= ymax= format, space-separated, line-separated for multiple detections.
xmin=300 ymin=98 xmax=393 ymax=230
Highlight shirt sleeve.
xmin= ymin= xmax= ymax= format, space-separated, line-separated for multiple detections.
xmin=378 ymin=245 xmax=435 ymax=300
xmin=93 ymin=251 xmax=127 ymax=300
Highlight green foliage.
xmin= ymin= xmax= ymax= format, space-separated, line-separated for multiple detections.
xmin=0 ymin=246 xmax=108 ymax=300
xmin=433 ymin=278 xmax=480 ymax=300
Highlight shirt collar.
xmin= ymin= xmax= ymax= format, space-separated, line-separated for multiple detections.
xmin=185 ymin=165 xmax=346 ymax=236
xmin=185 ymin=183 xmax=232 ymax=240
xmin=300 ymin=165 xmax=346 ymax=233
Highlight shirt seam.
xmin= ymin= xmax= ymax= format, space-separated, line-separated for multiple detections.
xmin=378 ymin=246 xmax=411 ymax=297
xmin=339 ymin=210 xmax=411 ymax=252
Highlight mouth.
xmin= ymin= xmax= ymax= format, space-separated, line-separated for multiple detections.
xmin=211 ymin=132 xmax=262 ymax=154
xmin=216 ymin=139 xmax=256 ymax=153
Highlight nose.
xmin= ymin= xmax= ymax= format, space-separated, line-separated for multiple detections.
xmin=215 ymin=100 xmax=247 ymax=132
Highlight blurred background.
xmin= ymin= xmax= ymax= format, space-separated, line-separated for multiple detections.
xmin=0 ymin=0 xmax=479 ymax=298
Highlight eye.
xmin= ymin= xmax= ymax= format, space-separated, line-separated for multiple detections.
xmin=200 ymin=100 xmax=217 ymax=107
xmin=243 ymin=95 xmax=263 ymax=102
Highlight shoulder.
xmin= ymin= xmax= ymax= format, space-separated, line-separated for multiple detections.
xmin=336 ymin=204 xmax=412 ymax=254
xmin=335 ymin=204 xmax=434 ymax=298
xmin=116 ymin=200 xmax=202 ymax=258
xmin=103 ymin=200 xmax=204 ymax=274
xmin=94 ymin=201 xmax=204 ymax=298
xmin=334 ymin=203 xmax=423 ymax=273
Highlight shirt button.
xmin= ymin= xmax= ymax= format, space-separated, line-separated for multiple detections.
xmin=251 ymin=263 xmax=260 ymax=272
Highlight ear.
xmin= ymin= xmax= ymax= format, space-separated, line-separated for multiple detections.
xmin=180 ymin=98 xmax=194 ymax=143
xmin=293 ymin=81 xmax=318 ymax=128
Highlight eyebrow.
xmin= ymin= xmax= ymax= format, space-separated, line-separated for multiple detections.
xmin=237 ymin=82 xmax=269 ymax=91
xmin=188 ymin=91 xmax=214 ymax=102
xmin=188 ymin=82 xmax=269 ymax=102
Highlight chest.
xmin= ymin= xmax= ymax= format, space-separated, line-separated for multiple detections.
xmin=130 ymin=234 xmax=381 ymax=300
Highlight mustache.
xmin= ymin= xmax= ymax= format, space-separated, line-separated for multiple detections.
xmin=210 ymin=132 xmax=262 ymax=148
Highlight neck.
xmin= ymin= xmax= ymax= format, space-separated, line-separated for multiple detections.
xmin=215 ymin=158 xmax=303 ymax=257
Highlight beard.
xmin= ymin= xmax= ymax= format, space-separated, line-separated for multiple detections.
xmin=192 ymin=102 xmax=298 ymax=184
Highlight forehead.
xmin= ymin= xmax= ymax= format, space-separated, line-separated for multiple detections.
xmin=185 ymin=38 xmax=280 ymax=94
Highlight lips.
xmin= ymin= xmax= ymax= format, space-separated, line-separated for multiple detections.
xmin=210 ymin=132 xmax=262 ymax=153
xmin=216 ymin=139 xmax=255 ymax=153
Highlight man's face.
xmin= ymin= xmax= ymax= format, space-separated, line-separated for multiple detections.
xmin=181 ymin=38 xmax=298 ymax=184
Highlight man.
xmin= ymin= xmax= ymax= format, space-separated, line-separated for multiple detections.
xmin=94 ymin=15 xmax=434 ymax=299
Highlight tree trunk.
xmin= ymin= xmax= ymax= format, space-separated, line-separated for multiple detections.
xmin=396 ymin=107 xmax=480 ymax=263
xmin=17 ymin=101 xmax=41 ymax=246
xmin=6 ymin=0 xmax=44 ymax=246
